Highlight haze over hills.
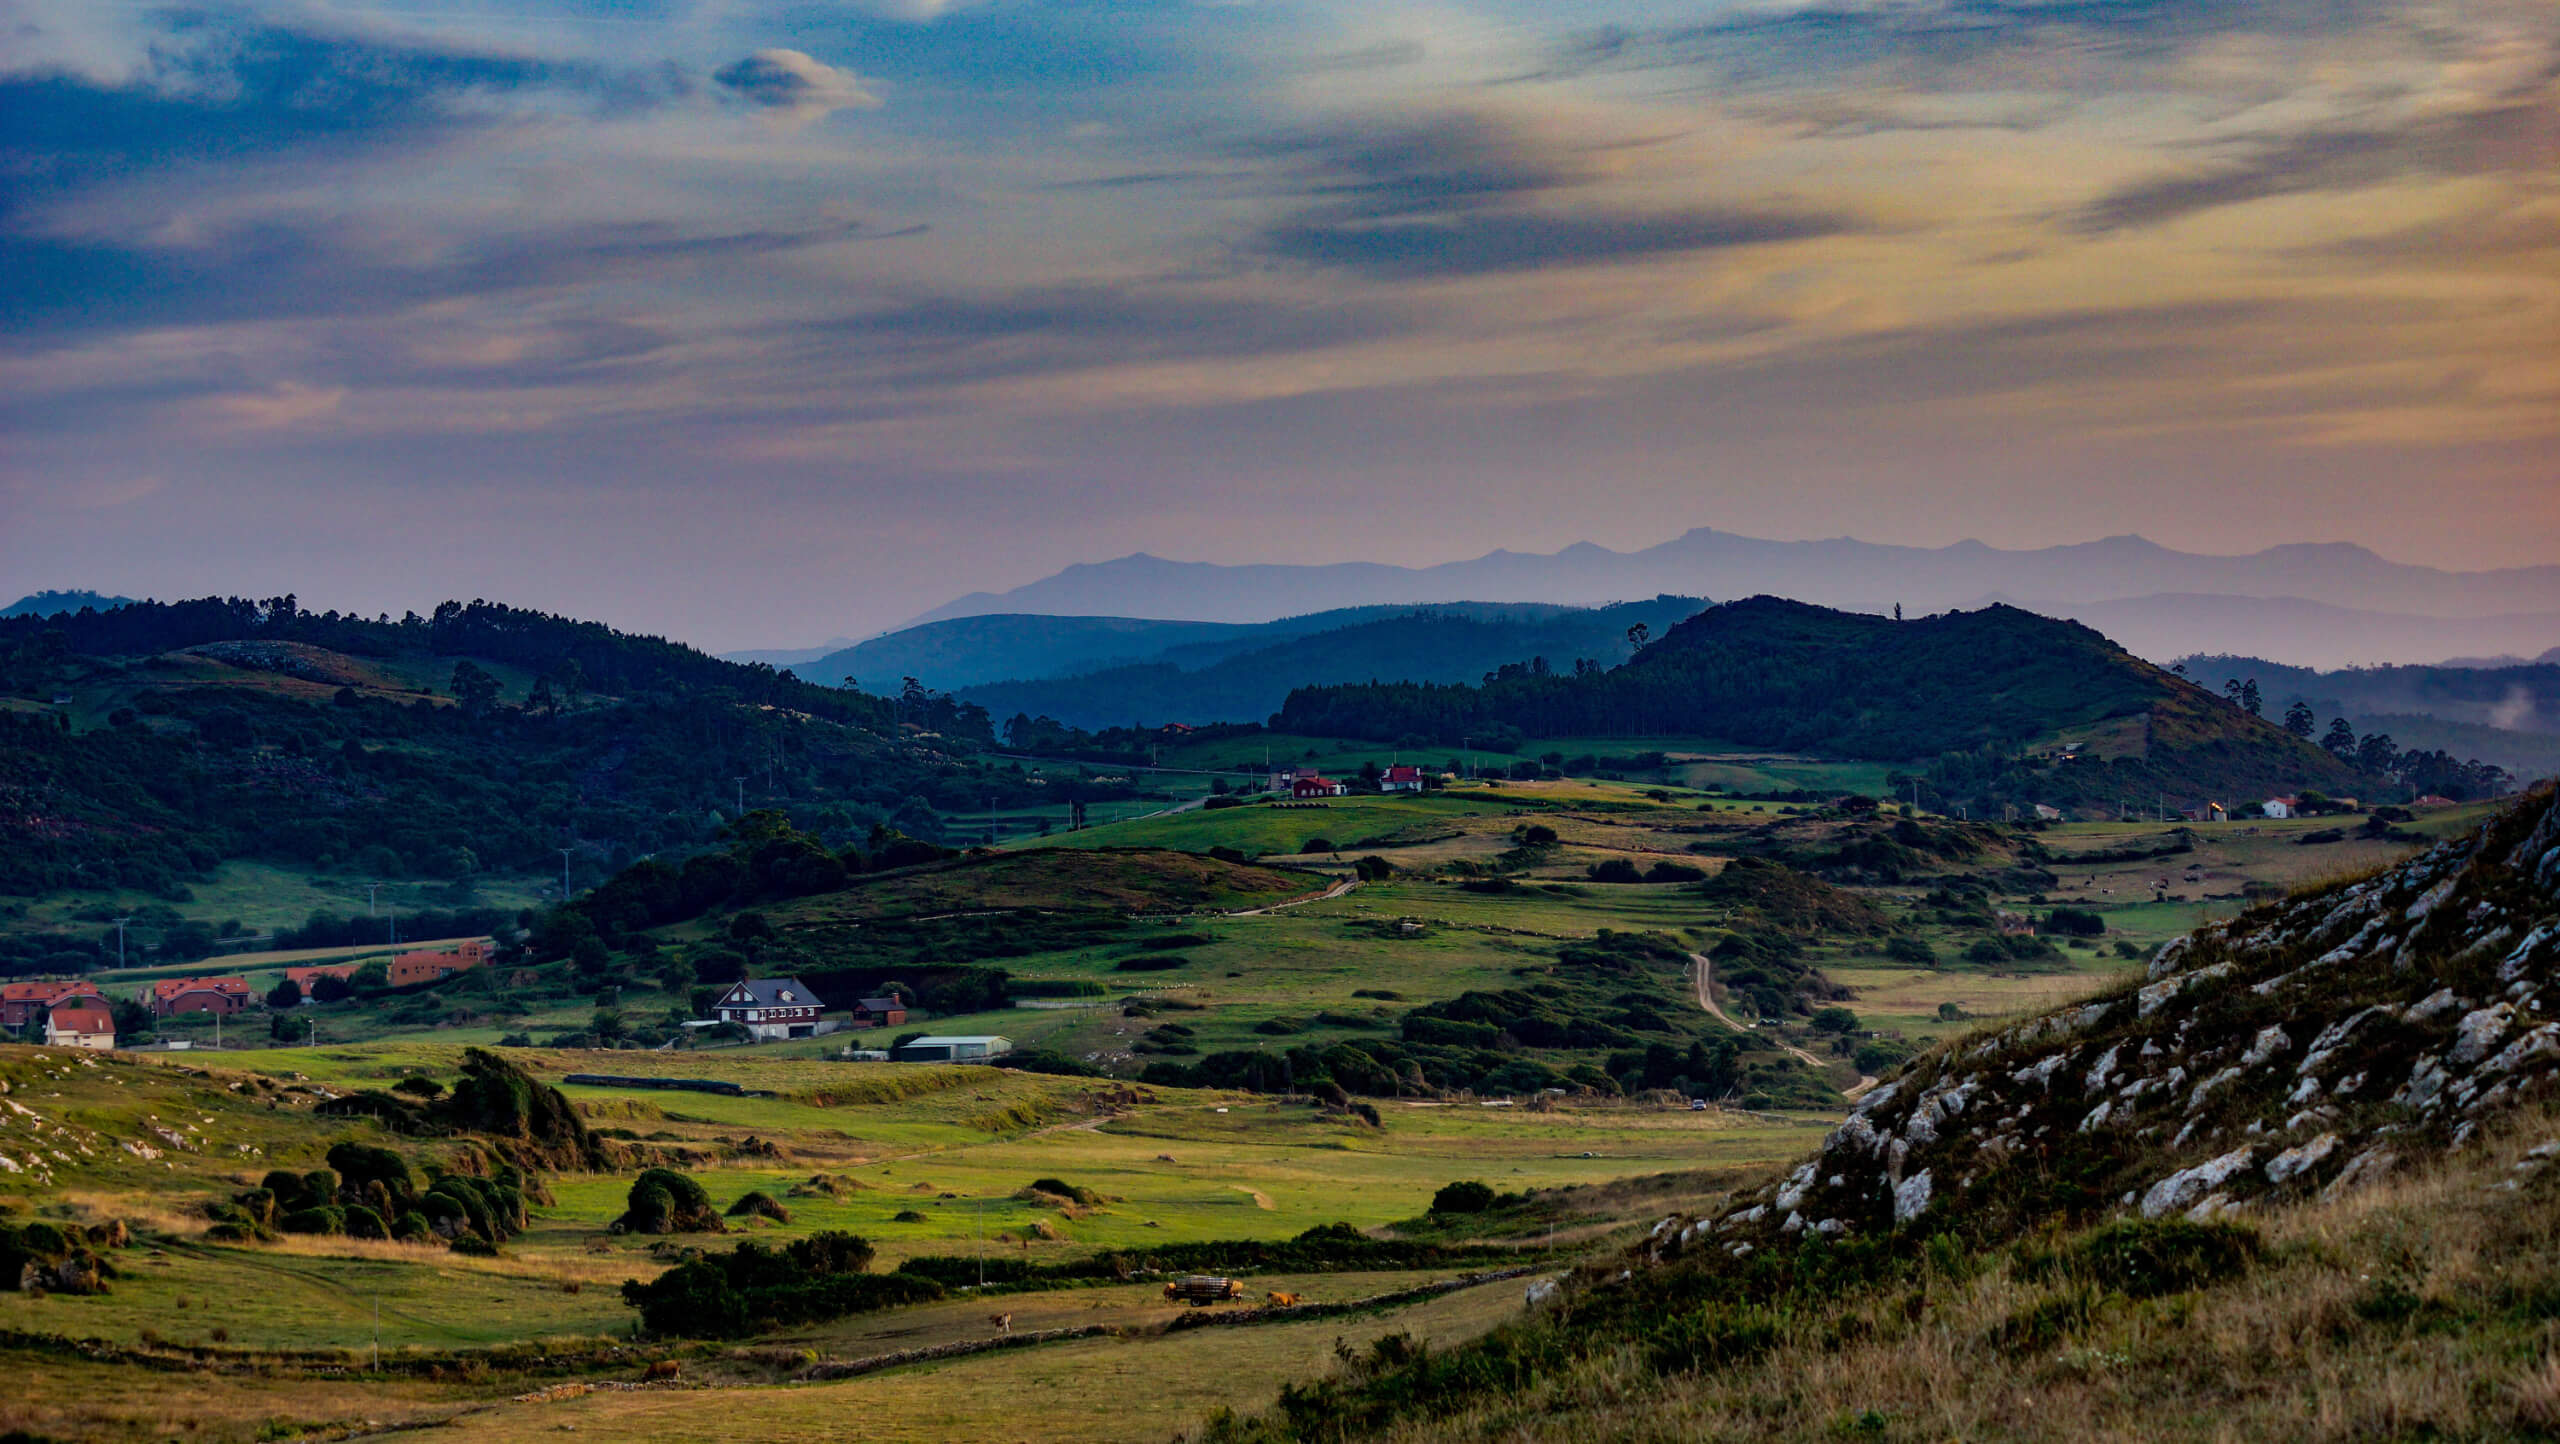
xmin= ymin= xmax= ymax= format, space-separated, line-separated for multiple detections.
xmin=740 ymin=601 xmax=1704 ymax=725
xmin=895 ymin=529 xmax=2560 ymax=669
xmin=951 ymin=599 xmax=1706 ymax=733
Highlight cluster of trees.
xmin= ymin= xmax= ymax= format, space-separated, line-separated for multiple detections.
xmin=622 ymin=1231 xmax=939 ymax=1337
xmin=536 ymin=811 xmax=956 ymax=962
xmin=0 ymin=595 xmax=1050 ymax=901
xmin=2210 ymin=668 xmax=2510 ymax=800
xmin=206 ymin=1140 xmax=535 ymax=1252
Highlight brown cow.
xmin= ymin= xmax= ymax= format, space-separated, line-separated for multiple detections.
xmin=989 ymin=1312 xmax=1014 ymax=1334
xmin=1265 ymin=1291 xmax=1304 ymax=1307
xmin=641 ymin=1360 xmax=682 ymax=1383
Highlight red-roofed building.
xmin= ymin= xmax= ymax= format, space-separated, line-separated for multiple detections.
xmin=388 ymin=939 xmax=491 ymax=988
xmin=283 ymin=964 xmax=360 ymax=991
xmin=2 ymin=980 xmax=105 ymax=1030
xmin=1379 ymin=765 xmax=1426 ymax=793
xmin=43 ymin=1005 xmax=116 ymax=1050
xmin=1292 ymin=775 xmax=1347 ymax=799
xmin=148 ymin=975 xmax=252 ymax=1017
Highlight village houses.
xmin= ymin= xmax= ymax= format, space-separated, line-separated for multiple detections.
xmin=146 ymin=976 xmax=251 ymax=1018
xmin=2 ymin=979 xmax=106 ymax=1030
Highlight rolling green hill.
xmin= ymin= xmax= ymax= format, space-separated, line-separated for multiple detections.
xmin=1277 ymin=598 xmax=2363 ymax=811
xmin=0 ymin=597 xmax=1039 ymax=976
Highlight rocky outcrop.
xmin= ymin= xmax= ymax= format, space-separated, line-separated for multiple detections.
xmin=1652 ymin=785 xmax=2560 ymax=1258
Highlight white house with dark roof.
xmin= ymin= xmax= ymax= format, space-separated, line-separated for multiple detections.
xmin=708 ymin=977 xmax=831 ymax=1041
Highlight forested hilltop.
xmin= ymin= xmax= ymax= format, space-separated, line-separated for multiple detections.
xmin=1277 ymin=598 xmax=2381 ymax=810
xmin=0 ymin=597 xmax=1040 ymax=903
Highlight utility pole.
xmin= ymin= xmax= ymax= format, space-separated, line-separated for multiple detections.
xmin=734 ymin=776 xmax=747 ymax=816
xmin=365 ymin=882 xmax=381 ymax=917
xmin=558 ymin=847 xmax=574 ymax=901
xmin=112 ymin=916 xmax=132 ymax=969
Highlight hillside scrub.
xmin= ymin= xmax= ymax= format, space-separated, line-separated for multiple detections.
xmin=1192 ymin=783 xmax=2560 ymax=1444
xmin=1143 ymin=929 xmax=1834 ymax=1106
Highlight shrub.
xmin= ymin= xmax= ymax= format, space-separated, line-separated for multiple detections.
xmin=1300 ymin=837 xmax=1337 ymax=855
xmin=1586 ymin=859 xmax=1645 ymax=884
xmin=1644 ymin=861 xmax=1705 ymax=883
xmin=1883 ymin=935 xmax=1936 ymax=965
xmin=1114 ymin=954 xmax=1189 ymax=972
xmin=620 ymin=1231 xmax=925 ymax=1338
xmin=1430 ymin=1181 xmax=1498 ymax=1215
xmin=2047 ymin=1218 xmax=2261 ymax=1299
xmin=1810 ymin=1007 xmax=1860 ymax=1035
xmin=616 ymin=1168 xmax=725 ymax=1235
xmin=726 ymin=1191 xmax=792 ymax=1224
xmin=1026 ymin=1178 xmax=1106 ymax=1207
xmin=280 ymin=1206 xmax=346 ymax=1236
xmin=2039 ymin=907 xmax=2106 ymax=938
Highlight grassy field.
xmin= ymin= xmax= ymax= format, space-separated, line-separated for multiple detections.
xmin=0 ymin=1035 xmax=1812 ymax=1442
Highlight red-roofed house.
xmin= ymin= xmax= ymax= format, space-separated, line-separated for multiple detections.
xmin=283 ymin=964 xmax=360 ymax=991
xmin=2 ymin=980 xmax=105 ymax=1030
xmin=1292 ymin=775 xmax=1347 ymax=799
xmin=148 ymin=976 xmax=251 ymax=1017
xmin=388 ymin=939 xmax=491 ymax=987
xmin=1379 ymin=765 xmax=1426 ymax=794
xmin=43 ymin=1005 xmax=116 ymax=1050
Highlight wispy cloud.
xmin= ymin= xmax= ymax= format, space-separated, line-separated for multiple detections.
xmin=713 ymin=49 xmax=881 ymax=126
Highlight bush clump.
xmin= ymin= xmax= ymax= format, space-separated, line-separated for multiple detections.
xmin=616 ymin=1167 xmax=727 ymax=1235
xmin=622 ymin=1231 xmax=930 ymax=1337
xmin=726 ymin=1191 xmax=792 ymax=1224
xmin=0 ymin=1221 xmax=118 ymax=1295
xmin=1430 ymin=1181 xmax=1499 ymax=1216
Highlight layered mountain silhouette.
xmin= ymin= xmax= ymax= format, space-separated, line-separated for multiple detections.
xmin=894 ymin=529 xmax=2559 ymax=669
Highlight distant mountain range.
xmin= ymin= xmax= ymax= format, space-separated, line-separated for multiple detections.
xmin=3 ymin=590 xmax=140 ymax=619
xmin=891 ymin=529 xmax=2559 ymax=670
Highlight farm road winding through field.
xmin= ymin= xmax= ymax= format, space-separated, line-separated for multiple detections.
xmin=1688 ymin=953 xmax=1875 ymax=1099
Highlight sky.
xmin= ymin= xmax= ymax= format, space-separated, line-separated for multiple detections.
xmin=1 ymin=0 xmax=2554 ymax=651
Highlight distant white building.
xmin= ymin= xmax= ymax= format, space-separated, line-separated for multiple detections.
xmin=2261 ymin=798 xmax=2295 ymax=819
xmin=709 ymin=978 xmax=832 ymax=1041
xmin=2033 ymin=804 xmax=2064 ymax=822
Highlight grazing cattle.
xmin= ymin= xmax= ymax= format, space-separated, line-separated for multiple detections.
xmin=989 ymin=1312 xmax=1014 ymax=1334
xmin=641 ymin=1360 xmax=682 ymax=1382
xmin=1265 ymin=1291 xmax=1304 ymax=1307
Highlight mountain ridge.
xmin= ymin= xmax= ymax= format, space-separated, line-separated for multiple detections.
xmin=898 ymin=528 xmax=2560 ymax=657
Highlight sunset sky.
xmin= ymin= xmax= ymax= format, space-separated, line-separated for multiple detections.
xmin=3 ymin=0 xmax=2555 ymax=649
